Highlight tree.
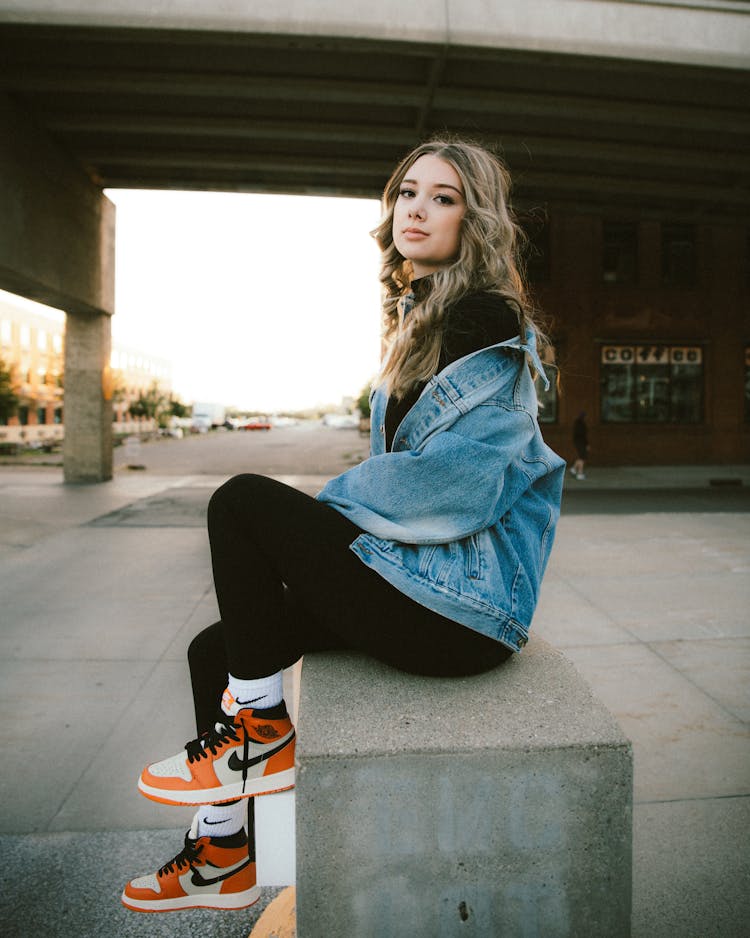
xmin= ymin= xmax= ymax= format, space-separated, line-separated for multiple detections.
xmin=109 ymin=368 xmax=127 ymax=403
xmin=0 ymin=358 xmax=19 ymax=424
xmin=357 ymin=381 xmax=372 ymax=419
xmin=128 ymin=381 xmax=169 ymax=424
xmin=168 ymin=396 xmax=190 ymax=419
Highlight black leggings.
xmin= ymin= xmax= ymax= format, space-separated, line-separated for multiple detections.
xmin=189 ymin=474 xmax=511 ymax=733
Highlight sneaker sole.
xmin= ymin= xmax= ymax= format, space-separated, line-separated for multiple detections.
xmin=121 ymin=884 xmax=261 ymax=912
xmin=137 ymin=767 xmax=296 ymax=806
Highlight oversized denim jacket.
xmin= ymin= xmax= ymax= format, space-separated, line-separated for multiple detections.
xmin=317 ymin=333 xmax=566 ymax=652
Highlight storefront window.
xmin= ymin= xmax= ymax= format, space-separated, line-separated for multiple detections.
xmin=600 ymin=344 xmax=703 ymax=424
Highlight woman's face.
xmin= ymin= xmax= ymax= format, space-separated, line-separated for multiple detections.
xmin=392 ymin=154 xmax=466 ymax=279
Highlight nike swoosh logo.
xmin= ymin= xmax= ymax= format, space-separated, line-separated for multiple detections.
xmin=235 ymin=695 xmax=267 ymax=706
xmin=190 ymin=857 xmax=250 ymax=887
xmin=227 ymin=731 xmax=295 ymax=773
xmin=202 ymin=816 xmax=231 ymax=826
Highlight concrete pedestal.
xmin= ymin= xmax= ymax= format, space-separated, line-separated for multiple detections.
xmin=295 ymin=640 xmax=632 ymax=937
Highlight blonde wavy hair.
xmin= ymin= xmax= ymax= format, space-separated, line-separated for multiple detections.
xmin=372 ymin=137 xmax=543 ymax=400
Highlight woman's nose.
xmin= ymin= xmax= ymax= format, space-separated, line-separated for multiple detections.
xmin=409 ymin=202 xmax=426 ymax=220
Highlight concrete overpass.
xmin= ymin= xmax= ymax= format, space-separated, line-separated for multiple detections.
xmin=1 ymin=1 xmax=749 ymax=480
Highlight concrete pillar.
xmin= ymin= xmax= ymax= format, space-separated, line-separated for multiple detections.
xmin=296 ymin=643 xmax=633 ymax=937
xmin=0 ymin=91 xmax=115 ymax=482
xmin=63 ymin=313 xmax=113 ymax=483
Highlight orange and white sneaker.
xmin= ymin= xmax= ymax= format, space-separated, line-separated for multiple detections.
xmin=138 ymin=701 xmax=295 ymax=806
xmin=121 ymin=812 xmax=260 ymax=912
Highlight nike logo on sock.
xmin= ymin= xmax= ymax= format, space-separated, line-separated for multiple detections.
xmin=235 ymin=695 xmax=267 ymax=706
xmin=227 ymin=732 xmax=295 ymax=773
xmin=202 ymin=816 xmax=230 ymax=826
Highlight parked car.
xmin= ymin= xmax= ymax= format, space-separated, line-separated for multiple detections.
xmin=322 ymin=413 xmax=359 ymax=429
xmin=240 ymin=416 xmax=272 ymax=431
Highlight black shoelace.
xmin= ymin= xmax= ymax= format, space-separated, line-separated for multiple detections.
xmin=184 ymin=719 xmax=250 ymax=791
xmin=158 ymin=833 xmax=203 ymax=878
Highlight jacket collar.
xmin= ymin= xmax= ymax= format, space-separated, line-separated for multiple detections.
xmin=380 ymin=332 xmax=544 ymax=450
xmin=373 ymin=330 xmax=549 ymax=452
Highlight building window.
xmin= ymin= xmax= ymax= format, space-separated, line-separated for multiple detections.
xmin=662 ymin=225 xmax=696 ymax=286
xmin=600 ymin=344 xmax=703 ymax=424
xmin=54 ymin=407 xmax=63 ymax=425
xmin=537 ymin=374 xmax=558 ymax=424
xmin=521 ymin=215 xmax=550 ymax=284
xmin=37 ymin=406 xmax=47 ymax=425
xmin=536 ymin=344 xmax=559 ymax=424
xmin=602 ymin=222 xmax=637 ymax=284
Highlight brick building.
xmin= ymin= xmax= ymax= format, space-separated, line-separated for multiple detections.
xmin=0 ymin=293 xmax=172 ymax=438
xmin=526 ymin=216 xmax=748 ymax=466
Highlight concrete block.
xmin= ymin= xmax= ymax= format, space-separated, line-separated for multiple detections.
xmin=296 ymin=640 xmax=632 ymax=938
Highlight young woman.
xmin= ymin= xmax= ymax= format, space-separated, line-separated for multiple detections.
xmin=121 ymin=138 xmax=565 ymax=913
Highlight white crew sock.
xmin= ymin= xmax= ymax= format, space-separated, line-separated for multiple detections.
xmin=195 ymin=800 xmax=246 ymax=838
xmin=221 ymin=670 xmax=284 ymax=716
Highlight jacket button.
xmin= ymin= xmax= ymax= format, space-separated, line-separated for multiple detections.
xmin=518 ymin=636 xmax=527 ymax=647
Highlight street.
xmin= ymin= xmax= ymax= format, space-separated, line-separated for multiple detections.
xmin=114 ymin=423 xmax=370 ymax=479
xmin=111 ymin=424 xmax=750 ymax=515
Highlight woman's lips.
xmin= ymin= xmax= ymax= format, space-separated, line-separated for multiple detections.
xmin=403 ymin=228 xmax=428 ymax=239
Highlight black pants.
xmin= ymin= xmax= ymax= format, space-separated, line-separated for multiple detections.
xmin=189 ymin=474 xmax=511 ymax=734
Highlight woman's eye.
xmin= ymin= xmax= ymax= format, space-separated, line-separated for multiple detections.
xmin=435 ymin=194 xmax=455 ymax=206
xmin=399 ymin=188 xmax=415 ymax=199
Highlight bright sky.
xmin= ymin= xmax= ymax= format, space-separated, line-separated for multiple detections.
xmin=105 ymin=189 xmax=384 ymax=411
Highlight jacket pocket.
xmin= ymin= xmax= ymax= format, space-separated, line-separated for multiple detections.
xmin=464 ymin=532 xmax=482 ymax=580
xmin=417 ymin=542 xmax=456 ymax=586
xmin=418 ymin=544 xmax=437 ymax=577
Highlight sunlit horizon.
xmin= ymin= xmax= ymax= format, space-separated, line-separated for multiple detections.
xmin=107 ymin=189 xmax=385 ymax=412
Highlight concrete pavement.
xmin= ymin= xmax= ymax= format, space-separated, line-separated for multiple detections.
xmin=1 ymin=452 xmax=748 ymax=936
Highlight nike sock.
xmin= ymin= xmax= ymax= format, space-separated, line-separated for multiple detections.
xmin=221 ymin=670 xmax=284 ymax=715
xmin=196 ymin=799 xmax=246 ymax=838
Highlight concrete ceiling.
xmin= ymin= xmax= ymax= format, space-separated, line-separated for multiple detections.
xmin=0 ymin=23 xmax=748 ymax=218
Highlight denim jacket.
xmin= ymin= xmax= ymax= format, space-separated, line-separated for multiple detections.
xmin=317 ymin=333 xmax=565 ymax=652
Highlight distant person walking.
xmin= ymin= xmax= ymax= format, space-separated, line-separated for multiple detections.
xmin=571 ymin=411 xmax=589 ymax=479
xmin=120 ymin=137 xmax=565 ymax=914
